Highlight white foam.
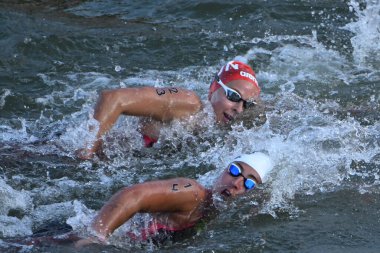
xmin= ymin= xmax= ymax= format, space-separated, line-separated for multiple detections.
xmin=0 ymin=215 xmax=32 ymax=237
xmin=66 ymin=200 xmax=95 ymax=232
xmin=343 ymin=0 xmax=380 ymax=68
xmin=30 ymin=201 xmax=77 ymax=229
xmin=0 ymin=89 xmax=11 ymax=108
xmin=0 ymin=179 xmax=33 ymax=237
xmin=57 ymin=115 xmax=99 ymax=153
xmin=0 ymin=179 xmax=33 ymax=216
xmin=247 ymin=33 xmax=352 ymax=88
xmin=0 ymin=119 xmax=38 ymax=143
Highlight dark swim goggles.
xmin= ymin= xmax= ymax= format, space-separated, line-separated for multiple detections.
xmin=215 ymin=75 xmax=257 ymax=109
xmin=228 ymin=162 xmax=257 ymax=190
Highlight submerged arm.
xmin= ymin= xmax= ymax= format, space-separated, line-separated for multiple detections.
xmin=91 ymin=178 xmax=206 ymax=240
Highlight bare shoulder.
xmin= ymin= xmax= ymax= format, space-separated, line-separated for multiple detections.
xmin=153 ymin=87 xmax=201 ymax=104
xmin=143 ymin=86 xmax=202 ymax=120
xmin=101 ymin=87 xmax=201 ymax=105
xmin=164 ymin=177 xmax=204 ymax=191
xmin=97 ymin=87 xmax=202 ymax=121
xmin=138 ymin=178 xmax=206 ymax=197
xmin=159 ymin=88 xmax=202 ymax=117
xmin=101 ymin=86 xmax=197 ymax=96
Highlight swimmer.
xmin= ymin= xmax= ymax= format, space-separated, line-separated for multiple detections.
xmin=78 ymin=60 xmax=261 ymax=159
xmin=75 ymin=152 xmax=273 ymax=246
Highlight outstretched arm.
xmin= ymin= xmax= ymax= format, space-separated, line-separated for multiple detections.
xmin=90 ymin=178 xmax=207 ymax=240
xmin=78 ymin=87 xmax=202 ymax=159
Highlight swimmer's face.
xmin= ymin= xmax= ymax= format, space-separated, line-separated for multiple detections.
xmin=209 ymin=80 xmax=259 ymax=125
xmin=213 ymin=161 xmax=261 ymax=199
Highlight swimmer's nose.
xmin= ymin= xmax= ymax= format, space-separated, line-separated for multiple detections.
xmin=232 ymin=101 xmax=244 ymax=114
xmin=231 ymin=176 xmax=246 ymax=195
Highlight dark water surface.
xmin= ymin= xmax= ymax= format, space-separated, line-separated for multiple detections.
xmin=0 ymin=0 xmax=379 ymax=252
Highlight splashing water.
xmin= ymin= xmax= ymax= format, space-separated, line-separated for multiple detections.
xmin=344 ymin=0 xmax=380 ymax=69
xmin=0 ymin=0 xmax=379 ymax=251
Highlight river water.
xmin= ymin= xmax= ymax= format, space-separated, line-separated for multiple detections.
xmin=0 ymin=0 xmax=379 ymax=252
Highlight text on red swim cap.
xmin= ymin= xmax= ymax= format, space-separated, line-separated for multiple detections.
xmin=217 ymin=61 xmax=260 ymax=90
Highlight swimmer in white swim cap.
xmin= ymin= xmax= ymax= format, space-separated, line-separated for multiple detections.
xmin=213 ymin=152 xmax=273 ymax=198
xmin=72 ymin=152 xmax=274 ymax=246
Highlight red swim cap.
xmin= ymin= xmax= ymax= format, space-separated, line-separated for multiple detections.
xmin=208 ymin=61 xmax=260 ymax=100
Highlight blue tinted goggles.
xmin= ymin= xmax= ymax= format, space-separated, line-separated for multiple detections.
xmin=228 ymin=162 xmax=257 ymax=190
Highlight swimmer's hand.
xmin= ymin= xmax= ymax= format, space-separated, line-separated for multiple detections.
xmin=75 ymin=148 xmax=95 ymax=160
xmin=76 ymin=139 xmax=103 ymax=160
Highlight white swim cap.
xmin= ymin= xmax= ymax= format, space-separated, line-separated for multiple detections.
xmin=233 ymin=152 xmax=273 ymax=183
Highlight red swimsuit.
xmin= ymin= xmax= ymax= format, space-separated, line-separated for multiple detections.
xmin=126 ymin=219 xmax=198 ymax=245
xmin=142 ymin=134 xmax=158 ymax=147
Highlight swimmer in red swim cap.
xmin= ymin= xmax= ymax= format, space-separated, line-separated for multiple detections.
xmin=78 ymin=60 xmax=261 ymax=159
xmin=208 ymin=60 xmax=260 ymax=124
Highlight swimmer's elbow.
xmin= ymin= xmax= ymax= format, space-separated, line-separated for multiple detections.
xmin=192 ymin=96 xmax=202 ymax=113
xmin=97 ymin=90 xmax=118 ymax=108
xmin=96 ymin=89 xmax=130 ymax=115
xmin=170 ymin=91 xmax=202 ymax=119
xmin=99 ymin=89 xmax=124 ymax=104
xmin=185 ymin=92 xmax=202 ymax=113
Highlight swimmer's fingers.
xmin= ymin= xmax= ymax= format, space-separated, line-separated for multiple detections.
xmin=74 ymin=238 xmax=93 ymax=248
xmin=75 ymin=148 xmax=95 ymax=160
xmin=74 ymin=236 xmax=106 ymax=248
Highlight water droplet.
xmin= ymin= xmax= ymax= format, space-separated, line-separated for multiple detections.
xmin=115 ymin=65 xmax=122 ymax=72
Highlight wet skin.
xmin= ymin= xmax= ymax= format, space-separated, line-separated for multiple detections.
xmin=209 ymin=79 xmax=260 ymax=124
xmin=213 ymin=161 xmax=261 ymax=199
xmin=74 ymin=162 xmax=262 ymax=247
xmin=78 ymin=79 xmax=259 ymax=159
